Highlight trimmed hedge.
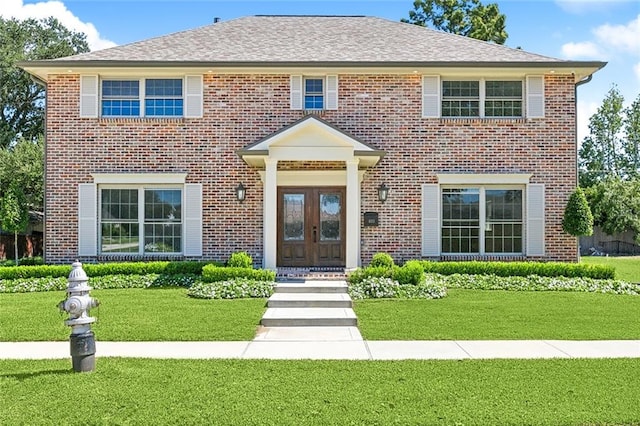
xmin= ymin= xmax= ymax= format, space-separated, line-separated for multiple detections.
xmin=201 ymin=265 xmax=275 ymax=282
xmin=0 ymin=260 xmax=221 ymax=280
xmin=418 ymin=261 xmax=615 ymax=280
xmin=188 ymin=279 xmax=274 ymax=299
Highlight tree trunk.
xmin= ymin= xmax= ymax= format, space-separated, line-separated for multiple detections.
xmin=14 ymin=231 xmax=18 ymax=265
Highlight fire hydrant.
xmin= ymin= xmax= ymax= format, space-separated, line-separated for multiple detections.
xmin=58 ymin=261 xmax=99 ymax=372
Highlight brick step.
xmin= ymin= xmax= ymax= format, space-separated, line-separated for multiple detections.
xmin=261 ymin=308 xmax=357 ymax=327
xmin=268 ymin=292 xmax=352 ymax=308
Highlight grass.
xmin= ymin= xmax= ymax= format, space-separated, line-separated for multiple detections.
xmin=0 ymin=288 xmax=267 ymax=341
xmin=355 ymin=289 xmax=640 ymax=340
xmin=1 ymin=358 xmax=638 ymax=425
xmin=581 ymin=255 xmax=640 ymax=282
xmin=2 ymin=287 xmax=638 ymax=342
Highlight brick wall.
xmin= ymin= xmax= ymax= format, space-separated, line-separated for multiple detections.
xmin=44 ymin=73 xmax=577 ymax=264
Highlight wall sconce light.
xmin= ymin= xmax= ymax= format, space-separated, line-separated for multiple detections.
xmin=235 ymin=182 xmax=246 ymax=203
xmin=377 ymin=183 xmax=390 ymax=203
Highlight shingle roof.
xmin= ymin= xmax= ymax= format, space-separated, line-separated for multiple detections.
xmin=54 ymin=15 xmax=570 ymax=64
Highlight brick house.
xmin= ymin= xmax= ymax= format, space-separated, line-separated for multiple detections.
xmin=21 ymin=15 xmax=605 ymax=268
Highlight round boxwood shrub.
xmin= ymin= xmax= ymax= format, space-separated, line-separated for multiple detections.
xmin=369 ymin=252 xmax=395 ymax=269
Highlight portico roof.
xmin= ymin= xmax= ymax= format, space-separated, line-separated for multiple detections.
xmin=237 ymin=115 xmax=385 ymax=168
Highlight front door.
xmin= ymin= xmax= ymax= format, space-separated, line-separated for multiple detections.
xmin=277 ymin=187 xmax=346 ymax=267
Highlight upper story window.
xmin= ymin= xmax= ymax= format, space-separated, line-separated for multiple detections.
xmin=101 ymin=78 xmax=183 ymax=117
xmin=304 ymin=78 xmax=324 ymax=110
xmin=442 ymin=81 xmax=480 ymax=117
xmin=485 ymin=81 xmax=523 ymax=117
xmin=290 ymin=75 xmax=338 ymax=111
xmin=441 ymin=80 xmax=522 ymax=118
xmin=423 ymin=75 xmax=541 ymax=119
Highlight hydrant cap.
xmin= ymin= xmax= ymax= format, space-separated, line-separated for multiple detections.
xmin=68 ymin=261 xmax=88 ymax=282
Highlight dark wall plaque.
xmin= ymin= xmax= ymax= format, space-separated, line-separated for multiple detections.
xmin=364 ymin=212 xmax=379 ymax=227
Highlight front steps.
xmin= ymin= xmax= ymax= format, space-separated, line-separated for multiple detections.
xmin=260 ymin=281 xmax=358 ymax=328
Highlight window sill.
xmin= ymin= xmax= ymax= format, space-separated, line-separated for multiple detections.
xmin=97 ymin=117 xmax=186 ymax=124
xmin=439 ymin=254 xmax=527 ymax=261
xmin=96 ymin=254 xmax=185 ymax=262
xmin=438 ymin=117 xmax=527 ymax=124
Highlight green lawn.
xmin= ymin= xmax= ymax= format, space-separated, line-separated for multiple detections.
xmin=2 ymin=287 xmax=638 ymax=341
xmin=581 ymin=255 xmax=640 ymax=282
xmin=0 ymin=288 xmax=267 ymax=341
xmin=355 ymin=289 xmax=640 ymax=340
xmin=1 ymin=358 xmax=638 ymax=425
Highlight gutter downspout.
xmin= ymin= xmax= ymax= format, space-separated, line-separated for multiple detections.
xmin=30 ymin=75 xmax=47 ymax=264
xmin=574 ymin=73 xmax=593 ymax=261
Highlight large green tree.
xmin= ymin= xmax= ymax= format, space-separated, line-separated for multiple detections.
xmin=585 ymin=178 xmax=640 ymax=244
xmin=578 ymin=86 xmax=625 ymax=187
xmin=0 ymin=182 xmax=29 ymax=264
xmin=0 ymin=16 xmax=89 ymax=149
xmin=622 ymin=95 xmax=640 ymax=179
xmin=402 ymin=0 xmax=508 ymax=44
xmin=0 ymin=136 xmax=44 ymax=211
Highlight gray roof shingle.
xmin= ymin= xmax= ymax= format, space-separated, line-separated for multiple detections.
xmin=53 ymin=15 xmax=571 ymax=64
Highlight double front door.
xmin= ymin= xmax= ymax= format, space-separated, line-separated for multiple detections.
xmin=277 ymin=187 xmax=346 ymax=267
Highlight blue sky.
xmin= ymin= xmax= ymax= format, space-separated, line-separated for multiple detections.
xmin=3 ymin=0 xmax=639 ymax=141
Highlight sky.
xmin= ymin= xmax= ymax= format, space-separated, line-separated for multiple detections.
xmin=2 ymin=0 xmax=639 ymax=142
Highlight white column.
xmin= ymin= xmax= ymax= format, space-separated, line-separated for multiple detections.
xmin=263 ymin=159 xmax=278 ymax=270
xmin=345 ymin=158 xmax=360 ymax=269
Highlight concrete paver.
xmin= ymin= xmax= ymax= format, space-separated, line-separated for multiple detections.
xmin=2 ymin=340 xmax=639 ymax=360
xmin=254 ymin=326 xmax=363 ymax=341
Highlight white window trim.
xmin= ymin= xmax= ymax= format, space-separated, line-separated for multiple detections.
xmin=440 ymin=184 xmax=526 ymax=256
xmin=438 ymin=78 xmax=525 ymax=119
xmin=437 ymin=173 xmax=532 ymax=185
xmin=98 ymin=184 xmax=185 ymax=256
xmin=92 ymin=173 xmax=187 ymax=184
xmin=99 ymin=77 xmax=186 ymax=118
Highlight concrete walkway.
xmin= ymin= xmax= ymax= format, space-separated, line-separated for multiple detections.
xmin=1 ymin=339 xmax=638 ymax=360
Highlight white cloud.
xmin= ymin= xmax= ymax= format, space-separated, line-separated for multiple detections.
xmin=593 ymin=14 xmax=640 ymax=54
xmin=561 ymin=41 xmax=604 ymax=59
xmin=0 ymin=0 xmax=116 ymax=51
xmin=634 ymin=62 xmax=640 ymax=81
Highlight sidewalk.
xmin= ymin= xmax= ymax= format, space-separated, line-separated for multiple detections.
xmin=1 ymin=338 xmax=639 ymax=360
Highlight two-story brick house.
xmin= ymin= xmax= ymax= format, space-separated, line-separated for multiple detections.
xmin=21 ymin=15 xmax=605 ymax=268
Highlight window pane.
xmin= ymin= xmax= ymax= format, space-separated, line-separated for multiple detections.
xmin=101 ymin=189 xmax=138 ymax=220
xmin=320 ymin=194 xmax=341 ymax=241
xmin=304 ymin=78 xmax=324 ymax=109
xmin=485 ymin=81 xmax=523 ymax=117
xmin=101 ymin=223 xmax=139 ymax=253
xmin=284 ymin=194 xmax=304 ymax=241
xmin=485 ymin=189 xmax=523 ymax=253
xmin=102 ymin=80 xmax=139 ymax=98
xmin=145 ymin=79 xmax=182 ymax=97
xmin=144 ymin=224 xmax=181 ymax=253
xmin=144 ymin=189 xmax=181 ymax=222
xmin=305 ymin=78 xmax=323 ymax=94
xmin=441 ymin=188 xmax=480 ymax=253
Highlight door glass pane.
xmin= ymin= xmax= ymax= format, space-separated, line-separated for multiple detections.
xmin=320 ymin=194 xmax=341 ymax=241
xmin=284 ymin=194 xmax=304 ymax=241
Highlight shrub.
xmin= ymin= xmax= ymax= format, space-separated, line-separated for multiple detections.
xmin=563 ymin=187 xmax=594 ymax=237
xmin=187 ymin=278 xmax=274 ymax=299
xmin=202 ymin=265 xmax=275 ymax=283
xmin=347 ymin=266 xmax=396 ymax=284
xmin=419 ymin=261 xmax=614 ymax=280
xmin=393 ymin=260 xmax=425 ymax=285
xmin=348 ymin=276 xmax=447 ymax=300
xmin=369 ymin=252 xmax=395 ymax=269
xmin=440 ymin=273 xmax=639 ymax=295
xmin=227 ymin=252 xmax=253 ymax=268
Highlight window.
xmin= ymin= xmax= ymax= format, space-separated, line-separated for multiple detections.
xmin=304 ymin=78 xmax=324 ymax=110
xmin=442 ymin=81 xmax=479 ymax=117
xmin=102 ymin=80 xmax=140 ymax=117
xmin=100 ymin=187 xmax=182 ymax=254
xmin=441 ymin=80 xmax=523 ymax=118
xmin=101 ymin=78 xmax=183 ymax=117
xmin=485 ymin=81 xmax=523 ymax=117
xmin=441 ymin=187 xmax=523 ymax=254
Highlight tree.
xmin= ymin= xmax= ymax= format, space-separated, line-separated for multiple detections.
xmin=402 ymin=0 xmax=508 ymax=44
xmin=0 ymin=136 xmax=44 ymax=210
xmin=578 ymin=86 xmax=625 ymax=187
xmin=0 ymin=17 xmax=89 ymax=149
xmin=562 ymin=187 xmax=593 ymax=237
xmin=622 ymin=95 xmax=640 ymax=179
xmin=0 ymin=183 xmax=29 ymax=264
xmin=585 ymin=178 xmax=640 ymax=244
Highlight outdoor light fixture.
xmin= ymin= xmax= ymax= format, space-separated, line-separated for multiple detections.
xmin=377 ymin=183 xmax=390 ymax=203
xmin=235 ymin=182 xmax=246 ymax=203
